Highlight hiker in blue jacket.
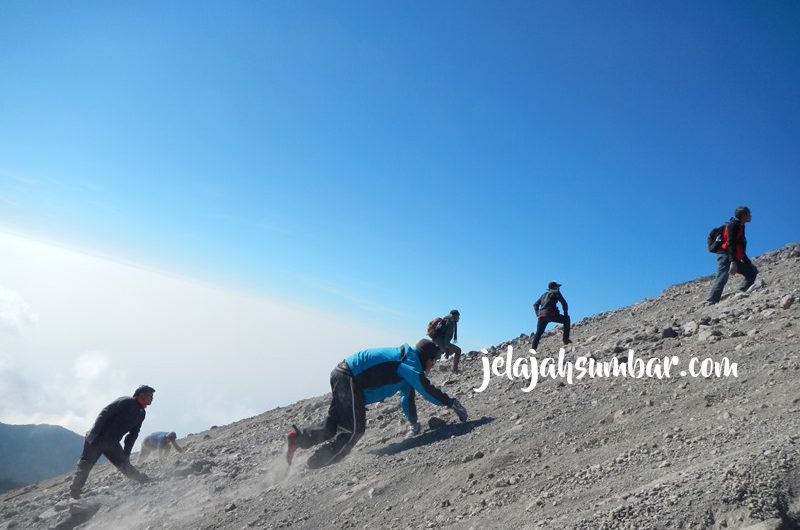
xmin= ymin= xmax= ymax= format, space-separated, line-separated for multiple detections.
xmin=286 ymin=339 xmax=468 ymax=469
xmin=139 ymin=431 xmax=184 ymax=462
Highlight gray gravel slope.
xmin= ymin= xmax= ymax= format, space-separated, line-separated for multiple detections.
xmin=2 ymin=243 xmax=799 ymax=530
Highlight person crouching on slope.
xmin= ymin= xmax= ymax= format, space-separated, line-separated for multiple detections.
xmin=286 ymin=339 xmax=468 ymax=469
xmin=69 ymin=385 xmax=154 ymax=499
xmin=139 ymin=431 xmax=184 ymax=462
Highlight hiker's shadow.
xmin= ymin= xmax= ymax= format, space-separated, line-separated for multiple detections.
xmin=370 ymin=416 xmax=494 ymax=456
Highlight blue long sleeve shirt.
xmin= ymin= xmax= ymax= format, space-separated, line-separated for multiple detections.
xmin=345 ymin=344 xmax=453 ymax=423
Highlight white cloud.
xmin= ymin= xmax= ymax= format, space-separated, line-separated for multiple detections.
xmin=74 ymin=351 xmax=111 ymax=381
xmin=0 ymin=231 xmax=405 ymax=445
xmin=0 ymin=348 xmax=128 ymax=433
xmin=0 ymin=286 xmax=38 ymax=335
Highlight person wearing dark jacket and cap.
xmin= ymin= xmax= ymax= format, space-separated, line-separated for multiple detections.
xmin=531 ymin=281 xmax=572 ymax=350
xmin=69 ymin=385 xmax=154 ymax=499
xmin=707 ymin=206 xmax=758 ymax=304
xmin=286 ymin=339 xmax=468 ymax=469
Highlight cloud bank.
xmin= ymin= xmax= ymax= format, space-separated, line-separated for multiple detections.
xmin=0 ymin=232 xmax=404 ymax=445
xmin=0 ymin=286 xmax=38 ymax=334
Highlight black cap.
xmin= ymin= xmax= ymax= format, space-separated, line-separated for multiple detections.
xmin=415 ymin=339 xmax=441 ymax=363
xmin=734 ymin=206 xmax=751 ymax=219
xmin=134 ymin=385 xmax=155 ymax=396
xmin=548 ymin=281 xmax=562 ymax=289
xmin=450 ymin=309 xmax=460 ymax=316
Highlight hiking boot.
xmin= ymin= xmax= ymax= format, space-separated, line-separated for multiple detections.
xmin=563 ymin=339 xmax=573 ymax=345
xmin=286 ymin=428 xmax=300 ymax=465
xmin=69 ymin=489 xmax=81 ymax=500
xmin=745 ymin=281 xmax=761 ymax=293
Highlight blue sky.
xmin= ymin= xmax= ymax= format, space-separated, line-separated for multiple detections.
xmin=1 ymin=1 xmax=798 ymax=357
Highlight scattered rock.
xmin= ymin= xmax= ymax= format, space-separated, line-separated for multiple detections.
xmin=661 ymin=327 xmax=679 ymax=339
xmin=740 ymin=518 xmax=783 ymax=530
xmin=697 ymin=327 xmax=721 ymax=342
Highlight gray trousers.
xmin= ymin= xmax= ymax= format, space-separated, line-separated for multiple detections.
xmin=707 ymin=253 xmax=758 ymax=303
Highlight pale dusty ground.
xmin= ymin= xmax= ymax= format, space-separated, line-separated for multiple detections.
xmin=2 ymin=243 xmax=799 ymax=530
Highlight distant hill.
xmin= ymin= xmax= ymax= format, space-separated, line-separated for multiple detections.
xmin=0 ymin=422 xmax=83 ymax=494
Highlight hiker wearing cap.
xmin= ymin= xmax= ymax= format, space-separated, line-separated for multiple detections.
xmin=531 ymin=282 xmax=572 ymax=351
xmin=429 ymin=309 xmax=462 ymax=374
xmin=706 ymin=206 xmax=758 ymax=304
xmin=139 ymin=431 xmax=184 ymax=463
xmin=68 ymin=385 xmax=154 ymax=499
xmin=286 ymin=339 xmax=469 ymax=469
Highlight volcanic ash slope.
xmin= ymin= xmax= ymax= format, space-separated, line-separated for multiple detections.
xmin=2 ymin=243 xmax=799 ymax=530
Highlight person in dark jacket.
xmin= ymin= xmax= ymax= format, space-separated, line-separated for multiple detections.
xmin=285 ymin=339 xmax=468 ymax=469
xmin=139 ymin=431 xmax=184 ymax=462
xmin=531 ymin=281 xmax=572 ymax=350
xmin=69 ymin=385 xmax=154 ymax=499
xmin=431 ymin=309 xmax=462 ymax=373
xmin=707 ymin=206 xmax=758 ymax=304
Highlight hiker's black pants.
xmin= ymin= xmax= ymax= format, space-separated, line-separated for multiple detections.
xmin=442 ymin=343 xmax=462 ymax=371
xmin=70 ymin=439 xmax=147 ymax=495
xmin=532 ymin=314 xmax=571 ymax=350
xmin=707 ymin=253 xmax=758 ymax=303
xmin=296 ymin=361 xmax=366 ymax=469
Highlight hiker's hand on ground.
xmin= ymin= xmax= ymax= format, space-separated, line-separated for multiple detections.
xmin=450 ymin=399 xmax=468 ymax=422
xmin=405 ymin=421 xmax=421 ymax=439
xmin=729 ymin=261 xmax=738 ymax=275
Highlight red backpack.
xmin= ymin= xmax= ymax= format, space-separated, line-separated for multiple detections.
xmin=427 ymin=317 xmax=447 ymax=340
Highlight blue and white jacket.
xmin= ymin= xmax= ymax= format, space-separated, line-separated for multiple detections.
xmin=142 ymin=432 xmax=171 ymax=450
xmin=345 ymin=344 xmax=453 ymax=423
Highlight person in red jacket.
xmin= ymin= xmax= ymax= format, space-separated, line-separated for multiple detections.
xmin=706 ymin=206 xmax=758 ymax=304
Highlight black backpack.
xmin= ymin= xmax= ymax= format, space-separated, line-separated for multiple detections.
xmin=707 ymin=224 xmax=726 ymax=253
